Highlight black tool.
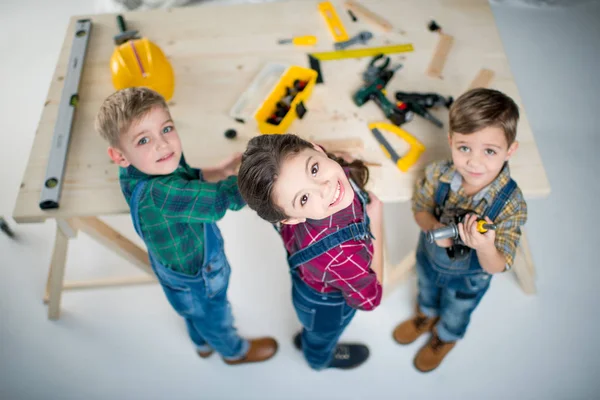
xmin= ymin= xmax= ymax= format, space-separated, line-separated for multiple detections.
xmin=394 ymin=91 xmax=454 ymax=128
xmin=428 ymin=20 xmax=441 ymax=32
xmin=266 ymin=80 xmax=309 ymax=126
xmin=353 ymin=54 xmax=413 ymax=126
xmin=224 ymin=129 xmax=237 ymax=139
xmin=347 ymin=9 xmax=358 ymax=22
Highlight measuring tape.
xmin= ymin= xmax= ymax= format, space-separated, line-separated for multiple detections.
xmin=39 ymin=19 xmax=92 ymax=210
xmin=308 ymin=43 xmax=414 ymax=83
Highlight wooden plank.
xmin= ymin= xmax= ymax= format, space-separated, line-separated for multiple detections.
xmin=315 ymin=137 xmax=363 ymax=153
xmin=512 ymin=230 xmax=536 ymax=294
xmin=47 ymin=224 xmax=69 ymax=320
xmin=44 ymin=276 xmax=157 ymax=303
xmin=468 ymin=68 xmax=495 ymax=90
xmin=74 ymin=217 xmax=154 ymax=277
xmin=384 ymin=250 xmax=416 ymax=297
xmin=345 ymin=1 xmax=393 ymax=32
xmin=12 ymin=0 xmax=550 ymax=223
xmin=62 ymin=276 xmax=157 ymax=290
xmin=426 ymin=33 xmax=454 ymax=79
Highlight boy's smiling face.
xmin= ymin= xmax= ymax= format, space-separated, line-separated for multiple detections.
xmin=449 ymin=126 xmax=518 ymax=192
xmin=108 ymin=105 xmax=182 ymax=175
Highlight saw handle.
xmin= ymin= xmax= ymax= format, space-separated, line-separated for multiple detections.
xmin=368 ymin=122 xmax=425 ymax=172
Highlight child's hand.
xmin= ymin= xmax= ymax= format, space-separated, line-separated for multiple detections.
xmin=431 ymin=221 xmax=454 ymax=248
xmin=458 ymin=214 xmax=495 ymax=251
xmin=217 ymin=152 xmax=242 ymax=178
xmin=366 ymin=192 xmax=383 ymax=223
xmin=203 ymin=152 xmax=242 ymax=182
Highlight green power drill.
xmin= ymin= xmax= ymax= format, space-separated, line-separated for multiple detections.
xmin=352 ymin=54 xmax=413 ymax=126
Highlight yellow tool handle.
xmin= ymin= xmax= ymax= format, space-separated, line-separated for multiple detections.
xmin=293 ymin=35 xmax=318 ymax=46
xmin=476 ymin=219 xmax=497 ymax=233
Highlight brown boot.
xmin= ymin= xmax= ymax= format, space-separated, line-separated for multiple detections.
xmin=414 ymin=331 xmax=456 ymax=373
xmin=223 ymin=337 xmax=278 ymax=366
xmin=196 ymin=349 xmax=213 ymax=358
xmin=392 ymin=312 xmax=438 ymax=345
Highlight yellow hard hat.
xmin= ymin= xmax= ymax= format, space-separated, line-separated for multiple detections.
xmin=110 ymin=38 xmax=175 ymax=101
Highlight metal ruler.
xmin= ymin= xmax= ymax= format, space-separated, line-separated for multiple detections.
xmin=40 ymin=19 xmax=92 ymax=210
xmin=308 ymin=43 xmax=414 ymax=83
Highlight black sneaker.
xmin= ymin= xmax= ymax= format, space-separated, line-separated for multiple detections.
xmin=293 ymin=332 xmax=302 ymax=351
xmin=328 ymin=343 xmax=370 ymax=370
xmin=293 ymin=332 xmax=369 ymax=369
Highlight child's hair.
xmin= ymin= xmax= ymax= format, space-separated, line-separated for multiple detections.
xmin=449 ymin=88 xmax=520 ymax=146
xmin=95 ymin=87 xmax=169 ymax=147
xmin=238 ymin=134 xmax=369 ymax=223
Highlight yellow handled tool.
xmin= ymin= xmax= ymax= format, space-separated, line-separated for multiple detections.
xmin=318 ymin=1 xmax=349 ymax=42
xmin=278 ymin=35 xmax=318 ymax=46
xmin=368 ymin=122 xmax=425 ymax=172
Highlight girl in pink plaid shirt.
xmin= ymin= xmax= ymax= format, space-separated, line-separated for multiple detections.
xmin=238 ymin=134 xmax=384 ymax=370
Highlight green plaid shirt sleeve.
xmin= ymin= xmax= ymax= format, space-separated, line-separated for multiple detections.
xmin=493 ymin=186 xmax=528 ymax=268
xmin=412 ymin=161 xmax=443 ymax=215
xmin=149 ymin=174 xmax=246 ymax=223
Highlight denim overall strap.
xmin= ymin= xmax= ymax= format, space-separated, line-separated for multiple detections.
xmin=485 ymin=178 xmax=517 ymax=221
xmin=434 ymin=181 xmax=451 ymax=214
xmin=287 ymin=223 xmax=367 ymax=270
xmin=130 ymin=180 xmax=149 ymax=238
xmin=287 ymin=178 xmax=371 ymax=270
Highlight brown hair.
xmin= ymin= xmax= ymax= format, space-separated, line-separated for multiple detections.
xmin=449 ymin=88 xmax=520 ymax=146
xmin=238 ymin=134 xmax=369 ymax=223
xmin=95 ymin=87 xmax=169 ymax=147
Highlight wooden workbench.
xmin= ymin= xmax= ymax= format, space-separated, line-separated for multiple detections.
xmin=13 ymin=0 xmax=550 ymax=319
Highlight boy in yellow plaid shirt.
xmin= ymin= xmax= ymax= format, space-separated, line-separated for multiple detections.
xmin=393 ymin=88 xmax=528 ymax=372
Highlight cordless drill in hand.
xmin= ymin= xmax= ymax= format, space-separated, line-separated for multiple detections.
xmin=426 ymin=209 xmax=496 ymax=259
xmin=353 ymin=54 xmax=413 ymax=126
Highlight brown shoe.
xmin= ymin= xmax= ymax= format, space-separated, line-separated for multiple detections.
xmin=393 ymin=312 xmax=438 ymax=345
xmin=414 ymin=331 xmax=456 ymax=373
xmin=223 ymin=337 xmax=278 ymax=366
xmin=196 ymin=349 xmax=213 ymax=358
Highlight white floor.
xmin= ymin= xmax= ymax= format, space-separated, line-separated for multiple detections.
xmin=1 ymin=1 xmax=600 ymax=399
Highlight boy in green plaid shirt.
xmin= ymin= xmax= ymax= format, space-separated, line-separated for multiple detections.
xmin=95 ymin=87 xmax=278 ymax=365
xmin=392 ymin=89 xmax=528 ymax=372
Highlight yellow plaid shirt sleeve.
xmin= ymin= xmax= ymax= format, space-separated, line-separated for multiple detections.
xmin=493 ymin=186 xmax=528 ymax=268
xmin=411 ymin=162 xmax=444 ymax=215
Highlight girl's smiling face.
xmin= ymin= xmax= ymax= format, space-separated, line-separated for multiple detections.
xmin=272 ymin=145 xmax=354 ymax=224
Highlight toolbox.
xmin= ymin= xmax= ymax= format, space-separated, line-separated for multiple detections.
xmin=230 ymin=63 xmax=318 ymax=134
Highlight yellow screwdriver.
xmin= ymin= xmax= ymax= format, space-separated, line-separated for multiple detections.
xmin=278 ymin=35 xmax=318 ymax=46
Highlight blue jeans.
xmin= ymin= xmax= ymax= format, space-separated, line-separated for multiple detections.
xmin=415 ymin=233 xmax=491 ymax=342
xmin=130 ymin=181 xmax=248 ymax=360
xmin=149 ymin=245 xmax=249 ymax=359
xmin=291 ymin=272 xmax=357 ymax=370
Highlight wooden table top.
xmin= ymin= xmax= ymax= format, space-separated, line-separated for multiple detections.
xmin=13 ymin=0 xmax=550 ymax=223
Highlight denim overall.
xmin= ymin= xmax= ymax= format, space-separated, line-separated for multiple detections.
xmin=415 ymin=178 xmax=517 ymax=342
xmin=130 ymin=181 xmax=249 ymax=359
xmin=286 ymin=180 xmax=373 ymax=370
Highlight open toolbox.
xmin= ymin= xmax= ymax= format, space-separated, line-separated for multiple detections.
xmin=229 ymin=63 xmax=318 ymax=134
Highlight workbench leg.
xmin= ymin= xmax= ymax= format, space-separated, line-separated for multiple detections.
xmin=383 ymin=250 xmax=416 ymax=298
xmin=512 ymin=229 xmax=536 ymax=295
xmin=47 ymin=224 xmax=69 ymax=320
xmin=73 ymin=217 xmax=153 ymax=276
xmin=44 ymin=219 xmax=79 ymax=305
